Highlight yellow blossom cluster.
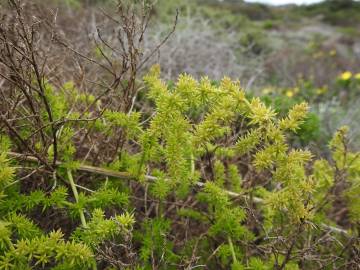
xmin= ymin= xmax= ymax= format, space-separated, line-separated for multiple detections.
xmin=338 ymin=71 xmax=360 ymax=81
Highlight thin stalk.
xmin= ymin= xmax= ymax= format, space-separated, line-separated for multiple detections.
xmin=228 ymin=236 xmax=238 ymax=264
xmin=67 ymin=169 xmax=87 ymax=227
xmin=190 ymin=152 xmax=195 ymax=176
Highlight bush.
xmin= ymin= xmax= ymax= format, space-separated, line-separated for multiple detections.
xmin=1 ymin=66 xmax=360 ymax=268
xmin=0 ymin=1 xmax=359 ymax=269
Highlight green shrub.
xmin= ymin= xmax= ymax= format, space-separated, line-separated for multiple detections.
xmin=1 ymin=68 xmax=359 ymax=268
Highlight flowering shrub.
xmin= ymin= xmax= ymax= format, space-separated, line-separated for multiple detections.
xmin=336 ymin=71 xmax=360 ymax=87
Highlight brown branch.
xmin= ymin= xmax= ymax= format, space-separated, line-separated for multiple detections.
xmin=136 ymin=8 xmax=178 ymax=72
xmin=8 ymin=151 xmax=134 ymax=180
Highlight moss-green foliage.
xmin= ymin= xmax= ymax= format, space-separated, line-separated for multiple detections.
xmin=1 ymin=69 xmax=360 ymax=269
xmin=72 ymin=209 xmax=135 ymax=248
xmin=138 ymin=218 xmax=178 ymax=268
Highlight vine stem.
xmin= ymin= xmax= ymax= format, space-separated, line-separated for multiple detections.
xmin=67 ymin=169 xmax=87 ymax=228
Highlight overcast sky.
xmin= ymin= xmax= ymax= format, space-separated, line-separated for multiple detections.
xmin=244 ymin=0 xmax=324 ymax=5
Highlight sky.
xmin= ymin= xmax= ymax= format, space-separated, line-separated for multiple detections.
xmin=244 ymin=0 xmax=324 ymax=5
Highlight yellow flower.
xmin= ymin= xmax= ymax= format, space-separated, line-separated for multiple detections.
xmin=286 ymin=90 xmax=294 ymax=98
xmin=339 ymin=71 xmax=352 ymax=81
xmin=329 ymin=49 xmax=336 ymax=57
xmin=355 ymin=73 xmax=360 ymax=80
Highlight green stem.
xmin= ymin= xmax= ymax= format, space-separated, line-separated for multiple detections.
xmin=67 ymin=169 xmax=87 ymax=227
xmin=228 ymin=236 xmax=238 ymax=264
xmin=190 ymin=152 xmax=195 ymax=176
xmin=136 ymin=150 xmax=146 ymax=180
